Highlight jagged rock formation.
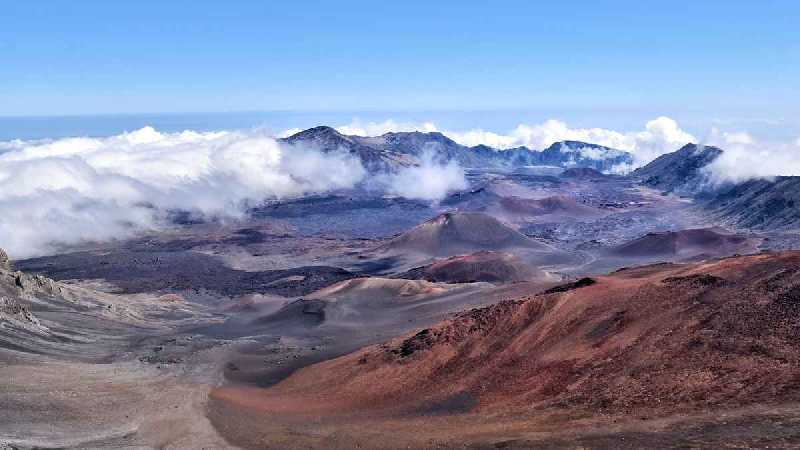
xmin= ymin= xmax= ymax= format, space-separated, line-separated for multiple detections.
xmin=0 ymin=296 xmax=42 ymax=329
xmin=0 ymin=248 xmax=9 ymax=271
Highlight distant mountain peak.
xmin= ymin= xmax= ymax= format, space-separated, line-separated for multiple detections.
xmin=553 ymin=140 xmax=607 ymax=148
xmin=634 ymin=143 xmax=723 ymax=194
xmin=381 ymin=130 xmax=446 ymax=138
xmin=280 ymin=125 xmax=634 ymax=173
xmin=283 ymin=125 xmax=352 ymax=144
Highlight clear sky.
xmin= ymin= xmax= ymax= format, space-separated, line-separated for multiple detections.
xmin=1 ymin=1 xmax=798 ymax=129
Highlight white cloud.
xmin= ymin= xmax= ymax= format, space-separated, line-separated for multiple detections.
xmin=380 ymin=150 xmax=467 ymax=202
xmin=704 ymin=130 xmax=800 ymax=184
xmin=0 ymin=127 xmax=366 ymax=258
xmin=706 ymin=127 xmax=756 ymax=146
xmin=442 ymin=129 xmax=518 ymax=148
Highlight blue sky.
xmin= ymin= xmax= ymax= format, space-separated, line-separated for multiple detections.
xmin=1 ymin=1 xmax=798 ymax=133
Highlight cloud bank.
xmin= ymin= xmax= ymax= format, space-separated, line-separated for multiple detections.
xmin=0 ymin=127 xmax=368 ymax=257
xmin=0 ymin=126 xmax=472 ymax=258
xmin=5 ymin=118 xmax=795 ymax=258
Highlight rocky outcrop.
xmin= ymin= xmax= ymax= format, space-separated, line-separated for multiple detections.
xmin=0 ymin=296 xmax=41 ymax=328
xmin=0 ymin=248 xmax=10 ymax=271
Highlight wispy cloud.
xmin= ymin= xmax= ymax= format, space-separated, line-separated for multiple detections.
xmin=704 ymin=128 xmax=800 ymax=184
xmin=0 ymin=125 xmax=474 ymax=257
xmin=380 ymin=149 xmax=467 ymax=202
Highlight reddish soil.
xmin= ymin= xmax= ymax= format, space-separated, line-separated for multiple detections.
xmin=211 ymin=251 xmax=800 ymax=448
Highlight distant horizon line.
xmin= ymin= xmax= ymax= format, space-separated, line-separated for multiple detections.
xmin=0 ymin=106 xmax=667 ymax=120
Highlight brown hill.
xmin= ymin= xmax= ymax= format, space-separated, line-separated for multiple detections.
xmin=397 ymin=251 xmax=547 ymax=284
xmin=560 ymin=167 xmax=607 ymax=179
xmin=381 ymin=212 xmax=550 ymax=257
xmin=309 ymin=277 xmax=454 ymax=300
xmin=499 ymin=195 xmax=600 ymax=218
xmin=213 ymin=251 xmax=800 ymax=445
xmin=609 ymin=227 xmax=760 ymax=260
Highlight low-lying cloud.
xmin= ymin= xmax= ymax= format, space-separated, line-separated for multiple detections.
xmin=0 ymin=127 xmax=367 ymax=257
xmin=381 ymin=150 xmax=467 ymax=202
xmin=6 ymin=118 xmax=794 ymax=258
xmin=0 ymin=126 xmax=472 ymax=258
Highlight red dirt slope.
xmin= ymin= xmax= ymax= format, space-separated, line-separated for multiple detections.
xmin=217 ymin=251 xmax=800 ymax=419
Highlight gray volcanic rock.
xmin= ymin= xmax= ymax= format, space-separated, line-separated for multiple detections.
xmin=0 ymin=248 xmax=9 ymax=271
xmin=0 ymin=296 xmax=41 ymax=328
xmin=634 ymin=143 xmax=723 ymax=194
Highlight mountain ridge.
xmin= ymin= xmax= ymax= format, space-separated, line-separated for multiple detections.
xmin=632 ymin=143 xmax=800 ymax=231
xmin=280 ymin=126 xmax=634 ymax=173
